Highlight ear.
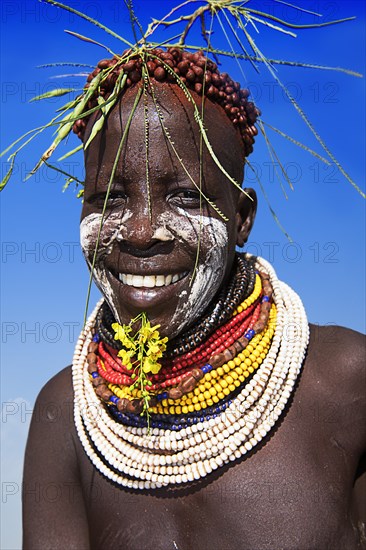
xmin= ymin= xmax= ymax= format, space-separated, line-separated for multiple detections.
xmin=235 ymin=188 xmax=257 ymax=247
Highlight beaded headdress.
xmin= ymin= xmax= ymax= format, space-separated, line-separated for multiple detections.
xmin=2 ymin=0 xmax=364 ymax=207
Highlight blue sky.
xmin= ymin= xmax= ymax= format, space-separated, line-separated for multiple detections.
xmin=1 ymin=1 xmax=365 ymax=547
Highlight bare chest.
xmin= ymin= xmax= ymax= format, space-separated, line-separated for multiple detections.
xmin=78 ymin=410 xmax=358 ymax=550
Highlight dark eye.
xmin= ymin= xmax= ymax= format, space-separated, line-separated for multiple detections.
xmin=89 ymin=192 xmax=127 ymax=209
xmin=169 ymin=189 xmax=202 ymax=209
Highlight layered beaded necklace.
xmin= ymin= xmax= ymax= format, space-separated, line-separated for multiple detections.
xmin=72 ymin=255 xmax=309 ymax=490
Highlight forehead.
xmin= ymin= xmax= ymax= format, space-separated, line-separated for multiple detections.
xmin=83 ymin=84 xmax=245 ymax=208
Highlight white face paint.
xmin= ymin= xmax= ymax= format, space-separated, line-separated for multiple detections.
xmin=80 ymin=210 xmax=133 ymax=323
xmin=157 ymin=209 xmax=229 ymax=335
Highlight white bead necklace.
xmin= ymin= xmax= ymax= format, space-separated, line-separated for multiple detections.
xmin=72 ymin=257 xmax=309 ymax=489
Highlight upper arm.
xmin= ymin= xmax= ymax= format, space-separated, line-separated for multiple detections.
xmin=309 ymin=324 xmax=366 ymax=427
xmin=22 ymin=367 xmax=90 ymax=550
xmin=308 ymin=324 xmax=366 ymax=457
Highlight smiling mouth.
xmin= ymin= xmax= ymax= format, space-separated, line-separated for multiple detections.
xmin=117 ymin=272 xmax=188 ymax=288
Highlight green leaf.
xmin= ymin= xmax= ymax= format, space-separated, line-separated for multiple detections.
xmin=57 ymin=144 xmax=83 ymax=161
xmin=260 ymin=121 xmax=331 ymax=164
xmin=41 ymin=0 xmax=134 ymax=48
xmin=0 ymin=154 xmax=16 ymax=192
xmin=83 ymin=72 xmax=127 ymax=150
xmin=258 ymin=120 xmax=292 ymax=196
xmin=240 ymin=21 xmax=365 ymax=197
xmin=55 ymin=98 xmax=79 ymax=112
xmin=49 ymin=73 xmax=89 ymax=79
xmin=1 ymin=111 xmax=66 ymax=167
xmin=39 ymin=160 xmax=84 ymax=185
xmin=1 ymin=127 xmax=42 ymax=159
xmin=243 ymin=6 xmax=356 ymax=30
xmin=29 ymin=88 xmax=76 ymax=102
xmin=64 ymin=30 xmax=116 ymax=55
xmin=26 ymin=70 xmax=105 ymax=179
xmin=62 ymin=177 xmax=74 ymax=192
xmin=37 ymin=62 xmax=95 ymax=69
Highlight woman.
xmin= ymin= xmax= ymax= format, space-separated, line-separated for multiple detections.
xmin=1 ymin=1 xmax=365 ymax=548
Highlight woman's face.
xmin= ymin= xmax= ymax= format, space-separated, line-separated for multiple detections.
xmin=81 ymin=83 xmax=255 ymax=338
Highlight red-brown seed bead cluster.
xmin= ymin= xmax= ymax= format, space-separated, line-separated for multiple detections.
xmin=72 ymin=47 xmax=260 ymax=156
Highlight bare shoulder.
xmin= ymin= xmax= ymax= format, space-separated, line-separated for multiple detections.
xmin=303 ymin=324 xmax=366 ymax=442
xmin=31 ymin=367 xmax=75 ymax=433
xmin=36 ymin=365 xmax=74 ymax=405
xmin=23 ymin=367 xmax=90 ymax=548
xmin=25 ymin=366 xmax=77 ymax=473
xmin=307 ymin=324 xmax=365 ymax=385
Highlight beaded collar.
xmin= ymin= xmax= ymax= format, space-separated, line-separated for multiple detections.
xmin=72 ymin=256 xmax=309 ymax=490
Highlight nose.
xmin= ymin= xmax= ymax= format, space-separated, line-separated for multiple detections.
xmin=116 ymin=207 xmax=174 ymax=254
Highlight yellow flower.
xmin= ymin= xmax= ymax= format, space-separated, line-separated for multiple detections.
xmin=112 ymin=323 xmax=134 ymax=349
xmin=147 ymin=342 xmax=161 ymax=356
xmin=142 ymin=356 xmax=162 ymax=374
xmin=139 ymin=322 xmax=161 ymax=343
xmin=117 ymin=348 xmax=135 ymax=370
xmin=113 ymin=315 xmax=167 ymax=401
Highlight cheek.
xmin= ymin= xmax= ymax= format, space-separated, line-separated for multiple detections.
xmin=80 ymin=211 xmax=132 ymax=259
xmin=80 ymin=212 xmax=130 ymax=324
xmin=80 ymin=213 xmax=102 ymax=259
xmin=157 ymin=209 xmax=228 ymax=255
xmin=164 ymin=212 xmax=229 ymax=334
xmin=187 ymin=216 xmax=229 ymax=303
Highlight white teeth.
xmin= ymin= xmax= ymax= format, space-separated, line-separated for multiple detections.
xmin=155 ymin=275 xmax=165 ymax=287
xmin=143 ymin=275 xmax=155 ymax=288
xmin=132 ymin=275 xmax=144 ymax=287
xmin=118 ymin=272 xmax=186 ymax=288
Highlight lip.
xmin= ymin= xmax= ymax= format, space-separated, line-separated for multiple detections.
xmin=106 ymin=268 xmax=191 ymax=311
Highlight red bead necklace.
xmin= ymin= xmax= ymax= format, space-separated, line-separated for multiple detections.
xmin=96 ymin=292 xmax=262 ymax=391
